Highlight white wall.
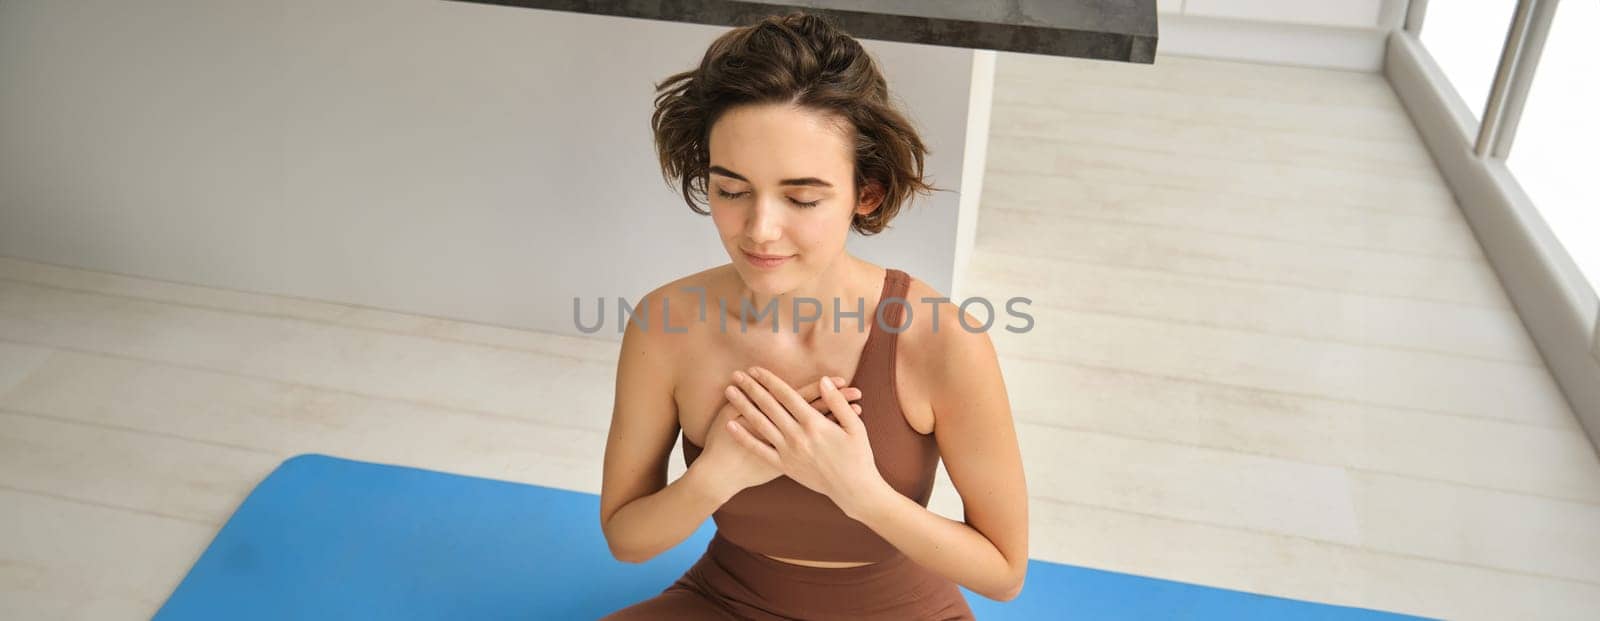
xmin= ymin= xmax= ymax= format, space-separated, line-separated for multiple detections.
xmin=0 ymin=0 xmax=982 ymax=340
xmin=949 ymin=50 xmax=995 ymax=302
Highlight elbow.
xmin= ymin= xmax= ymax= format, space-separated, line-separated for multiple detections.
xmin=605 ymin=539 xmax=634 ymax=564
xmin=603 ymin=533 xmax=653 ymax=564
xmin=600 ymin=519 xmax=646 ymax=564
xmin=606 ymin=539 xmax=650 ymax=564
xmin=995 ymin=567 xmax=1026 ymax=602
xmin=600 ymin=511 xmax=666 ymax=564
xmin=613 ymin=550 xmax=648 ymax=565
xmin=604 ymin=535 xmax=659 ymax=565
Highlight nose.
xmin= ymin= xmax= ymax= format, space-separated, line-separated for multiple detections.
xmin=745 ymin=196 xmax=783 ymax=244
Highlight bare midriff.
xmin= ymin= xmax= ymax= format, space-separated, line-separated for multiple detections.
xmin=761 ymin=553 xmax=876 ymax=568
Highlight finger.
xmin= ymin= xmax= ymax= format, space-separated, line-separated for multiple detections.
xmin=725 ymin=383 xmax=788 ymax=449
xmin=827 ymin=376 xmax=863 ymax=401
xmin=820 ymin=376 xmax=866 ymax=434
xmin=831 ymin=376 xmax=863 ymax=402
xmin=795 ymin=380 xmax=821 ymax=403
xmin=798 ymin=374 xmax=859 ymax=417
xmin=749 ymin=366 xmax=827 ymax=431
xmin=735 ymin=368 xmax=804 ymax=438
xmin=735 ymin=372 xmax=858 ymax=416
xmin=726 ymin=410 xmax=777 ymax=448
xmin=791 ymin=375 xmax=842 ymax=406
xmin=734 ymin=383 xmax=856 ymax=422
xmin=792 ymin=375 xmax=859 ymax=404
xmin=809 ymin=387 xmax=862 ymax=413
xmin=725 ymin=419 xmax=783 ymax=466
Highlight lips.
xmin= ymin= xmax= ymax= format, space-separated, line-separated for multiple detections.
xmin=742 ymin=250 xmax=793 ymax=268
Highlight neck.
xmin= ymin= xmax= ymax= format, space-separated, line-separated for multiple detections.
xmin=727 ymin=254 xmax=871 ymax=341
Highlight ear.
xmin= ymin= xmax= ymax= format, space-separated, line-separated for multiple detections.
xmin=854 ymin=179 xmax=886 ymax=217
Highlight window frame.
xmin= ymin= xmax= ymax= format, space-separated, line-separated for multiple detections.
xmin=1388 ymin=0 xmax=1600 ymax=446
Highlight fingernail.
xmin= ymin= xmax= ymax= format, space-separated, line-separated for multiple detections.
xmin=732 ymin=370 xmax=745 ymax=381
xmin=833 ymin=376 xmax=846 ymax=385
xmin=821 ymin=376 xmax=833 ymax=390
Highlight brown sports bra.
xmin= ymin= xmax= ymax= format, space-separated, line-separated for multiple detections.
xmin=680 ymin=267 xmax=941 ymax=563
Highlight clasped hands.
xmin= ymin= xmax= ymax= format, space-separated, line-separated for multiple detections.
xmin=719 ymin=366 xmax=887 ymax=515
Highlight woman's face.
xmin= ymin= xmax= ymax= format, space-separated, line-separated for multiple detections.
xmin=706 ymin=103 xmax=878 ymax=294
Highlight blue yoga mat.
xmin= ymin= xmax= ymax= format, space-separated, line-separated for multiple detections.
xmin=156 ymin=454 xmax=1436 ymax=620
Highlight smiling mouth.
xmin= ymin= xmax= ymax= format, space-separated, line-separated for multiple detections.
xmin=742 ymin=250 xmax=794 ymax=267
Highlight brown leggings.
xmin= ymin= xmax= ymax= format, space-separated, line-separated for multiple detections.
xmin=600 ymin=532 xmax=976 ymax=620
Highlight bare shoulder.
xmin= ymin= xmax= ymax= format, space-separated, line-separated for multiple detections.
xmin=892 ymin=275 xmax=1007 ymax=436
xmin=613 ymin=265 xmax=729 ymax=400
xmin=897 ymin=275 xmax=998 ymax=378
xmin=624 ymin=262 xmax=736 ymax=393
xmin=612 ymin=279 xmax=692 ymax=408
xmin=653 ymin=264 xmax=732 ymax=325
xmin=600 ymin=265 xmax=731 ymax=529
xmin=630 ymin=264 xmax=727 ymax=332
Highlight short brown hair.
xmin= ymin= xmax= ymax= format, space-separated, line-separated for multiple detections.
xmin=650 ymin=11 xmax=944 ymax=236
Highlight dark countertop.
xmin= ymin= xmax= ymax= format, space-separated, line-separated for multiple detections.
xmin=449 ymin=0 xmax=1158 ymax=63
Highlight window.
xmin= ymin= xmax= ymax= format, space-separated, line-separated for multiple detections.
xmin=1505 ymin=0 xmax=1600 ymax=296
xmin=1418 ymin=0 xmax=1519 ymax=121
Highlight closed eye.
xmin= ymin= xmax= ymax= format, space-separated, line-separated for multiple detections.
xmin=715 ymin=188 xmax=820 ymax=208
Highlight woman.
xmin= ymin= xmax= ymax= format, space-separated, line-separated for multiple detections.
xmin=598 ymin=12 xmax=1028 ymax=620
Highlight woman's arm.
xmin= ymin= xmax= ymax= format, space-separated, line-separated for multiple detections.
xmin=838 ymin=301 xmax=1030 ymax=601
xmin=598 ymin=290 xmax=738 ymax=563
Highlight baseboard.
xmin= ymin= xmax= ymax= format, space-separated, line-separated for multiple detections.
xmin=1384 ymin=31 xmax=1600 ymax=453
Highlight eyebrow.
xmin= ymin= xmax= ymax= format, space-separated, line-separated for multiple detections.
xmin=708 ymin=165 xmax=834 ymax=188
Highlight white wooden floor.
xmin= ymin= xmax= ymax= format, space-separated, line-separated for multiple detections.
xmin=2 ymin=52 xmax=1598 ymax=620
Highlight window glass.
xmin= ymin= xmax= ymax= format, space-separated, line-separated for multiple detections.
xmin=1505 ymin=0 xmax=1600 ymax=297
xmin=1419 ymin=1 xmax=1520 ymax=122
